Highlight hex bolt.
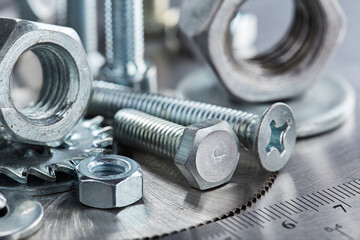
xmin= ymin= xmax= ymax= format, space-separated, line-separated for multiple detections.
xmin=114 ymin=109 xmax=241 ymax=190
xmin=89 ymin=81 xmax=297 ymax=172
xmin=65 ymin=0 xmax=104 ymax=76
xmin=100 ymin=0 xmax=157 ymax=92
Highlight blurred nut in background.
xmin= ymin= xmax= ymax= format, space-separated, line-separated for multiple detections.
xmin=179 ymin=0 xmax=346 ymax=102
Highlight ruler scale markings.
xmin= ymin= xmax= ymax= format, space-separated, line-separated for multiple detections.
xmin=353 ymin=179 xmax=360 ymax=185
xmin=174 ymin=181 xmax=360 ymax=239
xmin=322 ymin=190 xmax=351 ymax=208
xmin=258 ymin=209 xmax=277 ymax=220
xmin=347 ymin=183 xmax=360 ymax=194
xmin=247 ymin=212 xmax=266 ymax=223
xmin=269 ymin=206 xmax=298 ymax=224
xmin=317 ymin=191 xmax=335 ymax=203
xmin=241 ymin=214 xmax=264 ymax=228
xmin=280 ymin=202 xmax=298 ymax=214
xmin=252 ymin=210 xmax=271 ymax=222
xmin=312 ymin=192 xmax=330 ymax=204
xmin=217 ymin=221 xmax=243 ymax=239
xmin=274 ymin=204 xmax=293 ymax=215
xmin=263 ymin=207 xmax=281 ymax=219
xmin=291 ymin=199 xmax=309 ymax=211
xmin=327 ymin=188 xmax=346 ymax=199
xmin=343 ymin=183 xmax=359 ymax=194
xmin=301 ymin=196 xmax=319 ymax=207
xmin=333 ymin=186 xmax=351 ymax=197
xmin=231 ymin=215 xmax=249 ymax=229
xmin=285 ymin=200 xmax=303 ymax=212
xmin=296 ymin=197 xmax=319 ymax=212
xmin=348 ymin=182 xmax=360 ymax=190
xmin=222 ymin=217 xmax=242 ymax=232
xmin=306 ymin=194 xmax=324 ymax=206
xmin=237 ymin=215 xmax=255 ymax=227
xmin=225 ymin=217 xmax=243 ymax=231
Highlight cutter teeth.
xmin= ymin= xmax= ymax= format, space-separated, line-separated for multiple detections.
xmin=84 ymin=148 xmax=107 ymax=157
xmin=92 ymin=126 xmax=113 ymax=138
xmin=0 ymin=117 xmax=113 ymax=185
xmin=28 ymin=165 xmax=56 ymax=182
xmin=83 ymin=116 xmax=104 ymax=129
xmin=0 ymin=166 xmax=27 ymax=183
xmin=24 ymin=149 xmax=42 ymax=157
xmin=53 ymin=159 xmax=80 ymax=174
xmin=93 ymin=138 xmax=113 ymax=148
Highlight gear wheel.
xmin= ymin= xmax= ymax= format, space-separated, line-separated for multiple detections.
xmin=0 ymin=116 xmax=113 ymax=184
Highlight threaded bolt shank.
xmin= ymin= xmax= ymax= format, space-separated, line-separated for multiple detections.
xmin=90 ymin=81 xmax=259 ymax=150
xmin=113 ymin=109 xmax=241 ymax=190
xmin=114 ymin=109 xmax=184 ymax=159
xmin=104 ymin=0 xmax=147 ymax=77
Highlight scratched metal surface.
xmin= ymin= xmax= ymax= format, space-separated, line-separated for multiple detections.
xmin=0 ymin=0 xmax=359 ymax=239
xmin=165 ymin=0 xmax=360 ymax=239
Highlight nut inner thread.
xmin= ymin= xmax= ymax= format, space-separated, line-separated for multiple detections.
xmin=231 ymin=0 xmax=325 ymax=76
xmin=0 ymin=206 xmax=7 ymax=218
xmin=10 ymin=43 xmax=79 ymax=126
xmin=87 ymin=158 xmax=130 ymax=177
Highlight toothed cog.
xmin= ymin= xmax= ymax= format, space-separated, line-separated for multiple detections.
xmin=0 ymin=116 xmax=113 ymax=183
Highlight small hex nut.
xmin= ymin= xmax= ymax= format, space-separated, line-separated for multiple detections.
xmin=0 ymin=18 xmax=91 ymax=146
xmin=179 ymin=0 xmax=345 ymax=102
xmin=76 ymin=155 xmax=143 ymax=209
xmin=174 ymin=119 xmax=240 ymax=190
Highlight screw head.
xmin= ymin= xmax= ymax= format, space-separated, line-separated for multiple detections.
xmin=174 ymin=119 xmax=240 ymax=190
xmin=255 ymin=103 xmax=296 ymax=172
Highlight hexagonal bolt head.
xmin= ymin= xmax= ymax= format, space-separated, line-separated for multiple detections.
xmin=76 ymin=155 xmax=143 ymax=209
xmin=0 ymin=18 xmax=91 ymax=146
xmin=179 ymin=0 xmax=345 ymax=102
xmin=174 ymin=119 xmax=241 ymax=190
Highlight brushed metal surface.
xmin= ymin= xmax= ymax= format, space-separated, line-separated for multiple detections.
xmin=167 ymin=114 xmax=360 ymax=239
xmin=0 ymin=191 xmax=43 ymax=239
xmin=30 ymin=151 xmax=274 ymax=239
xmin=0 ymin=1 xmax=357 ymax=239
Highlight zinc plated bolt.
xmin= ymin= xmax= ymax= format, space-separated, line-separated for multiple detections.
xmin=100 ymin=0 xmax=157 ymax=92
xmin=114 ymin=109 xmax=240 ymax=190
xmin=66 ymin=0 xmax=104 ymax=76
xmin=89 ymin=81 xmax=297 ymax=172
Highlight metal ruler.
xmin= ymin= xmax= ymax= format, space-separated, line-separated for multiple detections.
xmin=169 ymin=179 xmax=360 ymax=240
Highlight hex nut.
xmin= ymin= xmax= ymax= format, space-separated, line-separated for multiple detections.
xmin=174 ymin=119 xmax=240 ymax=190
xmin=76 ymin=155 xmax=143 ymax=209
xmin=179 ymin=0 xmax=345 ymax=102
xmin=0 ymin=18 xmax=92 ymax=146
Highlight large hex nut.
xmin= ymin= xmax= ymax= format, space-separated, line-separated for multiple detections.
xmin=0 ymin=18 xmax=92 ymax=146
xmin=76 ymin=155 xmax=143 ymax=209
xmin=179 ymin=0 xmax=345 ymax=102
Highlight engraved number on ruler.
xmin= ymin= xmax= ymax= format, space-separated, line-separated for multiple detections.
xmin=215 ymin=179 xmax=360 ymax=239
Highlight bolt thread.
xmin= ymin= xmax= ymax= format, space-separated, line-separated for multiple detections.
xmin=114 ymin=109 xmax=184 ymax=159
xmin=90 ymin=81 xmax=260 ymax=150
xmin=104 ymin=0 xmax=147 ymax=76
xmin=66 ymin=0 xmax=98 ymax=53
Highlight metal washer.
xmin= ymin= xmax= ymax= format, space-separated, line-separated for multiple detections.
xmin=176 ymin=67 xmax=355 ymax=138
xmin=0 ymin=191 xmax=43 ymax=239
